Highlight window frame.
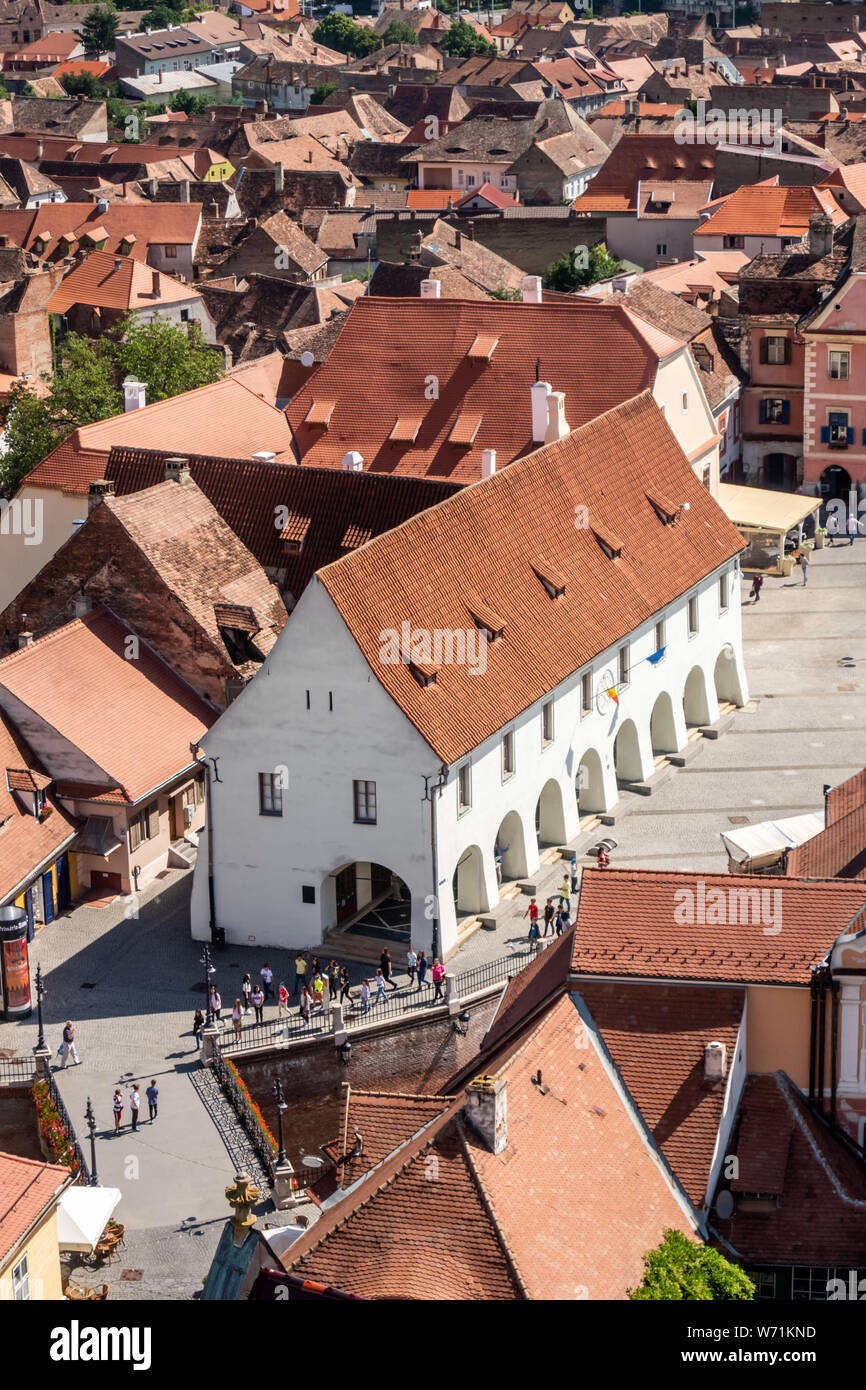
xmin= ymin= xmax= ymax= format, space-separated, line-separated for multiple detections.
xmin=581 ymin=669 xmax=593 ymax=717
xmin=457 ymin=761 xmax=471 ymax=815
xmin=618 ymin=643 xmax=629 ymax=688
xmin=501 ymin=728 xmax=515 ymax=781
xmin=655 ymin=619 xmax=666 ymax=659
xmin=719 ymin=571 xmax=729 ymax=612
xmin=12 ymin=1254 xmax=29 ymax=1301
xmin=258 ymin=772 xmax=283 ymax=818
xmin=541 ymin=698 xmax=554 ymax=747
xmin=688 ymin=594 xmax=699 ymax=638
xmin=353 ymin=779 xmax=377 ymax=825
xmin=828 ymin=348 xmax=850 ymax=380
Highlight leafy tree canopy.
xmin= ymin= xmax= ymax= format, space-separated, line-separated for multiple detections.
xmin=439 ymin=17 xmax=496 ymax=59
xmin=542 ymin=242 xmax=623 ymax=291
xmin=312 ymin=13 xmax=382 ymax=58
xmin=629 ymin=1230 xmax=756 ymax=1302
xmin=309 ymin=82 xmax=338 ymax=106
xmin=381 ymin=18 xmax=417 ymax=45
xmin=81 ymin=3 xmax=118 ymax=55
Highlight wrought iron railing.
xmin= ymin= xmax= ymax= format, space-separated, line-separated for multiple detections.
xmin=343 ymin=981 xmax=447 ymax=1030
xmin=452 ymin=942 xmax=541 ymax=1000
xmin=217 ymin=1006 xmax=333 ymax=1056
xmin=211 ymin=1037 xmax=276 ymax=1184
xmin=43 ymin=1069 xmax=91 ymax=1185
xmin=0 ymin=1054 xmax=39 ymax=1086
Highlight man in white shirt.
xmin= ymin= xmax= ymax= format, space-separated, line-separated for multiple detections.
xmin=407 ymin=948 xmax=417 ymax=986
xmin=260 ymin=963 xmax=274 ymax=1002
xmin=130 ymin=1085 xmax=140 ymax=1132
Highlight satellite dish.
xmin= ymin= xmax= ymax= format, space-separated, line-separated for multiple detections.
xmin=715 ymin=1189 xmax=735 ymax=1220
xmin=300 ymin=351 xmax=315 ymax=368
xmin=300 ymin=1154 xmax=324 ymax=1168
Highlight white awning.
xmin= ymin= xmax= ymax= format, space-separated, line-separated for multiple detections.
xmin=56 ymin=1186 xmax=121 ymax=1252
xmin=720 ymin=811 xmax=825 ymax=871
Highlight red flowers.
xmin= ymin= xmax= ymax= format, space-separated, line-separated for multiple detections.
xmin=225 ymin=1060 xmax=278 ymax=1155
xmin=33 ymin=1082 xmax=79 ymax=1173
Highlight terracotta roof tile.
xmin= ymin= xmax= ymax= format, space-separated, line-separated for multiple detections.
xmin=0 ymin=1151 xmax=70 ymax=1265
xmin=573 ymin=867 xmax=866 ymax=985
xmin=787 ymin=804 xmax=866 ymax=880
xmin=0 ymin=710 xmax=78 ymax=902
xmin=695 ymin=184 xmax=848 ymax=238
xmin=0 ymin=203 xmax=201 ymax=263
xmin=827 ymin=767 xmax=866 ymax=825
xmin=45 ymin=248 xmax=201 ymax=315
xmin=323 ymin=1088 xmax=453 ymax=1187
xmin=318 ymin=392 xmax=745 ymax=763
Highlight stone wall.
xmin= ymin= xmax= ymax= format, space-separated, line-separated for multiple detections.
xmin=375 ymin=211 xmax=605 ymax=277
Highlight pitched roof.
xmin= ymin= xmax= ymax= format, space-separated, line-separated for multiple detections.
xmin=317 ymin=391 xmax=745 ymax=764
xmin=713 ymin=1073 xmax=866 ymax=1266
xmin=827 ymin=767 xmax=866 ymax=826
xmin=284 ymin=296 xmax=680 ymax=482
xmin=45 ymin=248 xmax=201 ymax=314
xmin=481 ymin=928 xmax=574 ymax=1053
xmin=0 ymin=1150 xmax=70 ymax=1265
xmin=694 ymin=184 xmax=848 ymax=238
xmin=453 ymin=181 xmax=519 ymax=209
xmin=323 ymin=1088 xmax=453 ymax=1188
xmin=420 ymin=218 xmax=525 ymax=293
xmin=25 ymin=377 xmax=294 ymax=496
xmin=610 ymin=276 xmax=713 ymax=342
xmin=571 ymin=133 xmax=717 ymax=214
xmin=0 ymin=709 xmax=78 ymax=903
xmin=572 ymin=867 xmax=866 ymax=986
xmin=786 ymin=804 xmax=866 ymax=881
xmin=0 ymin=607 xmax=214 ymax=804
xmin=576 ymin=980 xmax=744 ymax=1205
xmin=0 ymin=202 xmax=201 ymax=262
xmin=367 ymin=260 xmax=492 ymax=301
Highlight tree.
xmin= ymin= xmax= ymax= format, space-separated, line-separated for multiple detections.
xmin=439 ymin=17 xmax=496 ymax=59
xmin=60 ymin=71 xmax=106 ymax=99
xmin=309 ymin=82 xmax=338 ymax=106
xmin=169 ymin=88 xmax=210 ymax=115
xmin=81 ymin=3 xmax=118 ymax=55
xmin=0 ymin=382 xmax=61 ymax=498
xmin=312 ymin=13 xmax=381 ymax=58
xmin=115 ymin=317 xmax=222 ymax=402
xmin=381 ymin=18 xmax=417 ymax=45
xmin=629 ymin=1230 xmax=756 ymax=1301
xmin=542 ymin=242 xmax=623 ymax=292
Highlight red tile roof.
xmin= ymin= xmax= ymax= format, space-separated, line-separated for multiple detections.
xmin=24 ymin=378 xmax=295 ymax=496
xmin=577 ymin=980 xmax=744 ymax=1205
xmin=453 ymin=181 xmax=519 ymax=209
xmin=0 ymin=203 xmax=202 ymax=263
xmin=481 ymin=928 xmax=573 ymax=1053
xmin=827 ymin=767 xmax=866 ymax=826
xmin=0 ymin=608 xmax=214 ymax=804
xmin=323 ymin=1088 xmax=453 ymax=1188
xmin=45 ymin=249 xmax=202 ymax=315
xmin=318 ymin=391 xmax=745 ymax=764
xmin=0 ymin=1151 xmax=70 ymax=1264
xmin=0 ymin=710 xmax=78 ymax=903
xmin=572 ymin=132 xmax=717 ymax=214
xmin=786 ymin=804 xmax=866 ymax=880
xmin=694 ymin=184 xmax=847 ymax=238
xmin=713 ymin=1073 xmax=866 ymax=1266
xmin=285 ymin=297 xmax=672 ymax=482
xmin=573 ymin=867 xmax=866 ymax=986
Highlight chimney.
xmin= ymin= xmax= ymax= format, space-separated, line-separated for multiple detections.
xmin=454 ymin=230 xmax=462 ymax=250
xmin=208 ymin=201 xmax=219 ymax=218
xmin=113 ymin=259 xmax=122 ymax=272
xmin=151 ymin=269 xmax=160 ymax=297
xmin=97 ymin=197 xmax=109 ymax=213
xmin=164 ymin=455 xmax=192 ymax=484
xmin=466 ymin=219 xmax=475 ymax=241
xmin=17 ymin=630 xmax=34 ymax=648
xmin=148 ymin=178 xmax=158 ymax=196
xmin=464 ymin=1075 xmax=507 ymax=1154
xmin=180 ymin=180 xmax=190 ymax=203
xmin=342 ymin=451 xmax=364 ymax=472
xmin=808 ymin=212 xmax=833 ymax=261
xmin=481 ymin=448 xmax=496 ymax=478
xmin=420 ymin=278 xmax=440 ymax=298
xmin=123 ymin=377 xmax=147 ymax=412
xmin=251 ymin=450 xmax=276 ymax=464
xmin=73 ymin=593 xmax=92 ymax=618
xmin=36 ymin=142 xmax=43 ymax=160
xmin=87 ymin=478 xmax=115 ymax=512
xmin=531 ymin=379 xmax=552 ymax=443
xmin=274 ymin=161 xmax=284 ymax=193
xmin=0 ymin=235 xmax=7 ymax=247
xmin=521 ymin=274 xmax=542 ymax=303
xmin=704 ymin=1041 xmax=727 ymax=1083
xmin=544 ymin=390 xmax=569 ymax=444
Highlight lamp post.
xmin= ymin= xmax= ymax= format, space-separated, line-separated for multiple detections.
xmin=271 ymin=1076 xmax=288 ymax=1167
xmin=35 ymin=961 xmax=45 ymax=1052
xmin=201 ymin=943 xmax=215 ymax=1025
xmin=340 ymin=1038 xmax=352 ymax=1067
xmin=84 ymin=1096 xmax=98 ymax=1187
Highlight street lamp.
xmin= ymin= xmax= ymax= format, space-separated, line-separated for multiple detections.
xmin=340 ymin=1039 xmax=352 ymax=1067
xmin=271 ymin=1076 xmax=288 ymax=1166
xmin=35 ymin=961 xmax=46 ymax=1052
xmin=201 ymin=943 xmax=216 ymax=1026
xmin=84 ymin=1096 xmax=98 ymax=1187
xmin=453 ymin=1010 xmax=471 ymax=1036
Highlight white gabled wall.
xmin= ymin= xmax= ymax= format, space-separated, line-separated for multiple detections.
xmin=653 ymin=348 xmax=721 ymax=495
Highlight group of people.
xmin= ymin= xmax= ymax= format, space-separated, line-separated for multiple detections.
xmin=112 ymin=1081 xmax=158 ymax=1133
xmin=356 ymin=948 xmax=445 ymax=1012
xmin=525 ymin=861 xmax=582 ymax=941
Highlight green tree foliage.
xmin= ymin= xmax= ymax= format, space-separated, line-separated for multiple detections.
xmin=309 ymin=82 xmax=338 ymax=106
xmin=439 ymin=17 xmax=496 ymax=59
xmin=81 ymin=3 xmax=118 ymax=54
xmin=0 ymin=319 xmax=223 ymax=498
xmin=542 ymin=243 xmax=623 ymax=291
xmin=59 ymin=71 xmax=107 ymax=99
xmin=312 ymin=13 xmax=382 ymax=58
xmin=169 ymin=87 xmax=211 ymax=115
xmin=629 ymin=1230 xmax=756 ymax=1302
xmin=381 ymin=18 xmax=417 ymax=45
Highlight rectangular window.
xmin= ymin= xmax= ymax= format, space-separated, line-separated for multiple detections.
xmin=760 ymin=398 xmax=789 ymax=425
xmin=12 ymin=1255 xmax=29 ymax=1301
xmin=180 ymin=308 xmax=189 ymax=322
xmin=465 ymin=174 xmax=475 ymax=186
xmin=656 ymin=242 xmax=667 ymax=256
xmin=542 ymin=699 xmax=554 ymax=746
xmin=581 ymin=670 xmax=592 ymax=715
xmin=688 ymin=595 xmax=699 ymax=637
xmin=765 ymin=335 xmax=788 ymax=364
xmin=128 ymin=801 xmax=159 ymax=850
xmin=353 ymin=779 xmax=376 ymax=824
xmin=164 ymin=245 xmax=177 ymax=259
xmin=828 ymin=410 xmax=850 ymax=446
xmin=723 ymin=234 xmax=745 ymax=249
xmin=457 ymin=763 xmax=471 ymax=813
xmin=655 ymin=619 xmax=666 ymax=656
xmin=829 ymin=349 xmax=850 ymax=380
xmin=681 ymin=392 xmax=688 ymax=412
xmin=502 ymin=729 xmax=515 ymax=779
xmin=719 ymin=572 xmax=729 ymax=611
xmin=258 ymin=772 xmax=283 ymax=817
xmin=194 ymin=772 xmax=205 ymax=804
xmin=618 ymin=643 xmax=629 ymax=687
xmin=702 ymin=463 xmax=711 ymax=488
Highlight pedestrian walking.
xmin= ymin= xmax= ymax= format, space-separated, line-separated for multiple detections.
xmin=849 ymin=512 xmax=859 ymax=546
xmin=597 ymin=846 xmax=610 ymax=869
xmin=232 ymin=998 xmax=244 ymax=1040
xmin=543 ymin=898 xmax=555 ymax=937
xmin=555 ymin=907 xmax=568 ymax=935
xmin=406 ymin=947 xmax=417 ymax=985
xmin=113 ymin=1089 xmax=123 ymax=1133
xmin=146 ymin=1080 xmax=158 ymax=1123
xmin=210 ymin=986 xmax=221 ymax=1021
xmin=59 ymin=1020 xmax=80 ymax=1067
xmin=278 ymin=982 xmax=289 ymax=1017
xmin=360 ymin=979 xmax=370 ymax=1014
xmin=559 ymin=874 xmax=570 ymax=909
xmin=750 ymin=573 xmax=764 ymax=603
xmin=250 ymin=984 xmax=264 ymax=1025
xmin=374 ymin=969 xmax=388 ymax=1004
xmin=416 ymin=950 xmax=428 ymax=990
xmin=299 ymin=985 xmax=312 ymax=1022
xmin=260 ymin=962 xmax=274 ymax=1002
xmin=310 ymin=956 xmax=321 ymax=985
xmin=380 ymin=949 xmax=398 ymax=990
xmin=328 ymin=960 xmax=340 ymax=1002
xmin=570 ymin=863 xmax=580 ymax=895
xmin=797 ymin=551 xmax=808 ymax=585
xmin=311 ymin=973 xmax=325 ymax=1012
xmin=293 ymin=952 xmax=307 ymax=996
xmin=241 ymin=973 xmax=252 ymax=1015
xmin=432 ymin=958 xmax=446 ymax=1001
xmin=524 ymin=897 xmax=539 ymax=939
xmin=494 ymin=840 xmax=509 ymax=884
xmin=528 ymin=918 xmax=540 ymax=942
xmin=340 ymin=966 xmax=352 ymax=1005
xmin=130 ymin=1085 xmax=140 ymax=1132
xmin=192 ymin=1008 xmax=204 ymax=1051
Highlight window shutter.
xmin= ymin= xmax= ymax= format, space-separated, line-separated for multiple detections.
xmin=147 ymin=802 xmax=160 ymax=840
xmin=783 ymin=338 xmax=791 ymax=365
xmin=781 ymin=401 xmax=790 ymax=424
xmin=759 ymin=337 xmax=769 ymax=364
xmin=129 ymin=817 xmax=141 ymax=852
xmin=821 ymin=426 xmax=830 ymax=443
xmin=847 ymin=427 xmax=855 ymax=444
xmin=759 ymin=400 xmax=767 ymax=423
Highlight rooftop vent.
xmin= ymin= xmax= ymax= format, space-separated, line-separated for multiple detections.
xmin=251 ymin=450 xmax=277 ymax=464
xmin=342 ymin=451 xmax=364 ymax=472
xmin=704 ymin=1041 xmax=727 ymax=1084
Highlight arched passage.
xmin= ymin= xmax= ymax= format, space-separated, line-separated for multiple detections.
xmin=536 ymin=778 xmax=566 ymax=848
xmin=614 ymin=719 xmax=643 ymax=783
xmin=452 ymin=845 xmax=489 ymax=918
xmin=683 ymin=665 xmax=711 ymax=729
xmin=650 ymin=691 xmax=679 ymax=755
xmin=495 ymin=810 xmax=527 ymax=886
xmin=714 ymin=647 xmax=744 ymax=707
xmin=325 ymin=861 xmax=411 ymax=941
xmin=576 ymin=747 xmax=605 ymax=814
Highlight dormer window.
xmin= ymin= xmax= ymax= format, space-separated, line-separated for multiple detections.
xmin=591 ymin=524 xmax=622 ymax=560
xmin=466 ymin=334 xmax=499 ymax=362
xmin=466 ymin=591 xmax=505 ymax=643
xmin=278 ymin=513 xmax=311 ymax=553
xmin=449 ymin=412 xmax=483 ymax=446
xmin=304 ymin=400 xmax=335 ymax=428
xmin=406 ymin=657 xmax=437 ymax=687
xmin=645 ymin=491 xmax=679 ymax=526
xmin=532 ymin=560 xmax=566 ymax=599
xmin=389 ymin=416 xmax=421 ymax=444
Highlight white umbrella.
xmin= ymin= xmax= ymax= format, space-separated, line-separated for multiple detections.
xmin=56 ymin=1187 xmax=122 ymax=1252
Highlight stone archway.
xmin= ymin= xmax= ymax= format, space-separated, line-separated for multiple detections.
xmin=683 ymin=665 xmax=711 ymax=729
xmin=614 ymin=719 xmax=642 ymax=783
xmin=495 ymin=810 xmax=527 ymax=886
xmin=452 ymin=844 xmax=489 ymax=918
xmin=325 ymin=861 xmax=411 ymax=942
xmin=714 ymin=647 xmax=744 ymax=707
xmin=650 ymin=691 xmax=679 ymax=755
xmin=536 ymin=778 xmax=566 ymax=848
xmin=576 ymin=747 xmax=605 ymax=814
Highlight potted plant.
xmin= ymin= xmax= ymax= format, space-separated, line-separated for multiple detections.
xmin=814 ymin=527 xmax=827 ymax=549
xmin=781 ymin=554 xmax=795 ymax=577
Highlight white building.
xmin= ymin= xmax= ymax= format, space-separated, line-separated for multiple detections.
xmin=190 ymin=390 xmax=748 ymax=959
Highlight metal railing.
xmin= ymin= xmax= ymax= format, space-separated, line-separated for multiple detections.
xmin=211 ymin=1037 xmax=276 ymax=1184
xmin=0 ymin=1054 xmax=39 ymax=1086
xmin=43 ymin=1069 xmax=91 ymax=1185
xmin=453 ymin=942 xmax=541 ymax=1000
xmin=217 ymin=1006 xmax=333 ymax=1056
xmin=344 ymin=980 xmax=447 ymax=1029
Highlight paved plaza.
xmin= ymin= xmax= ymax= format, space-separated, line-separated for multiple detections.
xmin=2 ymin=539 xmax=865 ymax=1296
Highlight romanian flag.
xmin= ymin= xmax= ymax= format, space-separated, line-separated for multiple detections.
xmin=606 ymin=686 xmax=619 ymax=706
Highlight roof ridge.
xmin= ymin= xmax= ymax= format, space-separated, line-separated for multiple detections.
xmin=453 ymin=1117 xmax=529 ymax=1298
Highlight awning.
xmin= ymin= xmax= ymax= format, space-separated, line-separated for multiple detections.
xmin=75 ymin=816 xmax=122 ymax=858
xmin=56 ymin=1186 xmax=121 ymax=1252
xmin=720 ymin=811 xmax=825 ymax=871
xmin=718 ymin=483 xmax=821 ymax=533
